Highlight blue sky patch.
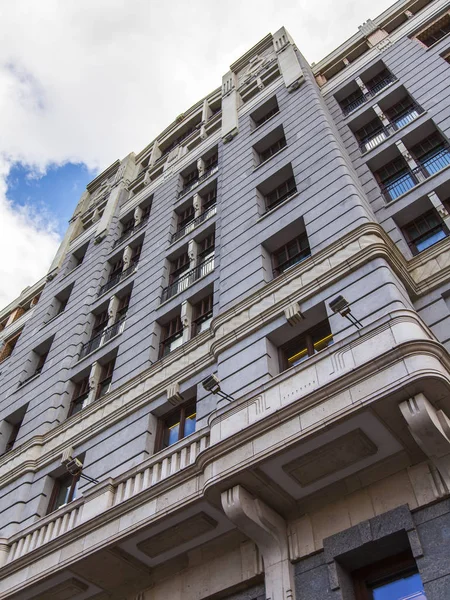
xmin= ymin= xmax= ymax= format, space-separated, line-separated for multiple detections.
xmin=6 ymin=162 xmax=97 ymax=235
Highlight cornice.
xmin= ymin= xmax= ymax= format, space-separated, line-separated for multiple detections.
xmin=1 ymin=223 xmax=449 ymax=490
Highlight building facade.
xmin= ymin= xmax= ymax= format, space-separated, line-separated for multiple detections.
xmin=1 ymin=1 xmax=450 ymax=598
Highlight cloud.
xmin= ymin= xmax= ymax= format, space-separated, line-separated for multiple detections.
xmin=0 ymin=0 xmax=396 ymax=305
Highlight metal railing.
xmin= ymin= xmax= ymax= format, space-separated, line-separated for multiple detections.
xmin=359 ymin=104 xmax=423 ymax=153
xmin=113 ymin=215 xmax=149 ymax=248
xmin=161 ymin=255 xmax=215 ymax=302
xmin=342 ymin=73 xmax=397 ymax=116
xmin=379 ymin=147 xmax=450 ymax=202
xmin=273 ymin=249 xmax=311 ymax=277
xmin=98 ymin=263 xmax=137 ymax=296
xmin=171 ymin=204 xmax=216 ymax=243
xmin=79 ymin=318 xmax=125 ymax=359
xmin=178 ymin=164 xmax=218 ymax=198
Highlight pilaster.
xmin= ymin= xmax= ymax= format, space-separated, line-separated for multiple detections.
xmin=272 ymin=27 xmax=304 ymax=93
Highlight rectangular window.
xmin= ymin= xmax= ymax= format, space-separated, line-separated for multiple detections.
xmin=354 ymin=118 xmax=387 ymax=153
xmin=95 ymin=358 xmax=116 ymax=399
xmin=265 ymin=176 xmax=297 ymax=211
xmin=279 ymin=320 xmax=333 ymax=371
xmin=109 ymin=257 xmax=124 ymax=279
xmin=130 ymin=242 xmax=142 ymax=266
xmin=411 ymin=132 xmax=450 ymax=176
xmin=117 ymin=292 xmax=131 ymax=320
xmin=202 ymin=187 xmax=217 ymax=211
xmin=402 ymin=209 xmax=448 ymax=254
xmin=68 ymin=376 xmax=91 ymax=417
xmin=273 ymin=233 xmax=311 ymax=276
xmin=352 ymin=551 xmax=426 ymax=600
xmin=339 ymin=88 xmax=366 ymax=115
xmin=193 ymin=294 xmax=213 ymax=336
xmin=178 ymin=205 xmax=195 ymax=230
xmin=170 ymin=252 xmax=190 ymax=283
xmin=384 ymin=97 xmax=422 ymax=130
xmin=47 ymin=472 xmax=80 ymax=514
xmin=417 ymin=12 xmax=450 ymax=47
xmin=159 ymin=316 xmax=183 ymax=358
xmin=375 ymin=157 xmax=417 ymax=202
xmin=157 ymin=401 xmax=197 ymax=450
xmin=253 ymin=126 xmax=287 ymax=165
xmin=199 ymin=232 xmax=215 ymax=261
xmin=251 ymin=96 xmax=279 ymax=128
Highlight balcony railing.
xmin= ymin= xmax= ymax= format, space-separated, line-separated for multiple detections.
xmin=178 ymin=163 xmax=218 ymax=199
xmin=379 ymin=146 xmax=450 ymax=202
xmin=113 ymin=215 xmax=149 ymax=249
xmin=358 ymin=104 xmax=424 ymax=153
xmin=171 ymin=204 xmax=217 ymax=243
xmin=342 ymin=73 xmax=397 ymax=116
xmin=79 ymin=318 xmax=125 ymax=359
xmin=161 ymin=255 xmax=215 ymax=302
xmin=98 ymin=263 xmax=137 ymax=297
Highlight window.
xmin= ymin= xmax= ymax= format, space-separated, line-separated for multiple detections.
xmin=109 ymin=257 xmax=124 ymax=279
xmin=375 ymin=157 xmax=417 ymax=202
xmin=251 ymin=96 xmax=279 ymax=129
xmin=352 ymin=551 xmax=426 ymax=600
xmin=130 ymin=242 xmax=142 ymax=266
xmin=402 ymin=209 xmax=448 ymax=254
xmin=273 ymin=233 xmax=311 ymax=276
xmin=0 ymin=330 xmax=22 ymax=363
xmin=68 ymin=376 xmax=90 ymax=417
xmin=54 ymin=283 xmax=74 ymax=317
xmin=444 ymin=50 xmax=450 ymax=64
xmin=417 ymin=12 xmax=450 ymax=47
xmin=95 ymin=358 xmax=115 ymax=399
xmin=193 ymin=294 xmax=213 ymax=336
xmin=279 ymin=320 xmax=333 ymax=371
xmin=177 ymin=205 xmax=195 ymax=231
xmin=384 ymin=97 xmax=422 ymax=130
xmin=47 ymin=472 xmax=80 ymax=514
xmin=34 ymin=349 xmax=49 ymax=376
xmin=354 ymin=118 xmax=387 ymax=153
xmin=204 ymin=151 xmax=218 ymax=170
xmin=411 ymin=132 xmax=450 ymax=176
xmin=254 ymin=125 xmax=287 ymax=165
xmin=117 ymin=292 xmax=131 ymax=320
xmin=340 ymin=87 xmax=366 ymax=116
xmin=69 ymin=242 xmax=88 ymax=271
xmin=91 ymin=309 xmax=109 ymax=340
xmin=157 ymin=401 xmax=196 ymax=450
xmin=159 ymin=316 xmax=183 ymax=358
xmin=202 ymin=187 xmax=217 ymax=211
xmin=198 ymin=232 xmax=215 ymax=261
xmin=265 ymin=176 xmax=297 ymax=211
xmin=170 ymin=252 xmax=190 ymax=284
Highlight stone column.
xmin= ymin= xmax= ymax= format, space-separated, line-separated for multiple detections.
xmin=123 ymin=245 xmax=133 ymax=270
xmin=355 ymin=76 xmax=370 ymax=96
xmin=181 ymin=300 xmax=194 ymax=344
xmin=188 ymin=239 xmax=199 ymax=268
xmin=222 ymin=485 xmax=295 ymax=600
xmin=193 ymin=193 xmax=202 ymax=218
xmin=395 ymin=140 xmax=425 ymax=182
xmin=272 ymin=27 xmax=304 ymax=93
xmin=428 ymin=191 xmax=450 ymax=230
xmin=107 ymin=296 xmax=120 ymax=327
xmin=134 ymin=205 xmax=143 ymax=226
xmin=373 ymin=103 xmax=390 ymax=128
xmin=87 ymin=362 xmax=102 ymax=405
xmin=221 ymin=71 xmax=240 ymax=143
xmin=149 ymin=141 xmax=162 ymax=167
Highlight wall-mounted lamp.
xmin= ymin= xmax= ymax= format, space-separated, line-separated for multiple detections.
xmin=329 ymin=295 xmax=363 ymax=329
xmin=202 ymin=374 xmax=235 ymax=402
xmin=61 ymin=448 xmax=99 ymax=484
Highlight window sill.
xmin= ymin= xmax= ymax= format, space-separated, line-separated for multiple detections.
xmin=250 ymin=110 xmax=280 ymax=134
xmin=256 ymin=191 xmax=300 ymax=223
xmin=17 ymin=372 xmax=41 ymax=390
xmin=382 ymin=162 xmax=450 ymax=207
xmin=253 ymin=145 xmax=287 ymax=172
xmin=61 ymin=263 xmax=82 ymax=282
xmin=42 ymin=311 xmax=64 ymax=328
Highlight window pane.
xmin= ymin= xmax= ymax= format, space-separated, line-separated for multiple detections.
xmin=415 ymin=228 xmax=446 ymax=252
xmin=184 ymin=411 xmax=196 ymax=437
xmin=371 ymin=571 xmax=426 ymax=600
xmin=287 ymin=344 xmax=309 ymax=366
xmin=165 ymin=422 xmax=180 ymax=447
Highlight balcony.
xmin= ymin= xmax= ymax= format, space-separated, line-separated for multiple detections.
xmin=358 ymin=102 xmax=424 ymax=153
xmin=178 ymin=163 xmax=218 ymax=199
xmin=171 ymin=204 xmax=216 ymax=244
xmin=378 ymin=145 xmax=450 ymax=202
xmin=79 ymin=318 xmax=126 ymax=360
xmin=341 ymin=71 xmax=397 ymax=116
xmin=112 ymin=215 xmax=149 ymax=249
xmin=161 ymin=255 xmax=215 ymax=302
xmin=98 ymin=263 xmax=137 ymax=297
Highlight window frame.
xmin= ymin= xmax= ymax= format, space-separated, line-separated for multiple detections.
xmin=155 ymin=400 xmax=197 ymax=451
xmin=272 ymin=233 xmax=311 ymax=277
xmin=47 ymin=471 xmax=80 ymax=515
xmin=278 ymin=320 xmax=333 ymax=371
xmin=402 ymin=209 xmax=448 ymax=254
xmin=352 ymin=551 xmax=425 ymax=600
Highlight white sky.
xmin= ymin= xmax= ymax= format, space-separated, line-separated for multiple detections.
xmin=0 ymin=0 xmax=396 ymax=307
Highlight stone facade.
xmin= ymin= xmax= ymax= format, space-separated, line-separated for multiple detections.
xmin=1 ymin=1 xmax=450 ymax=599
